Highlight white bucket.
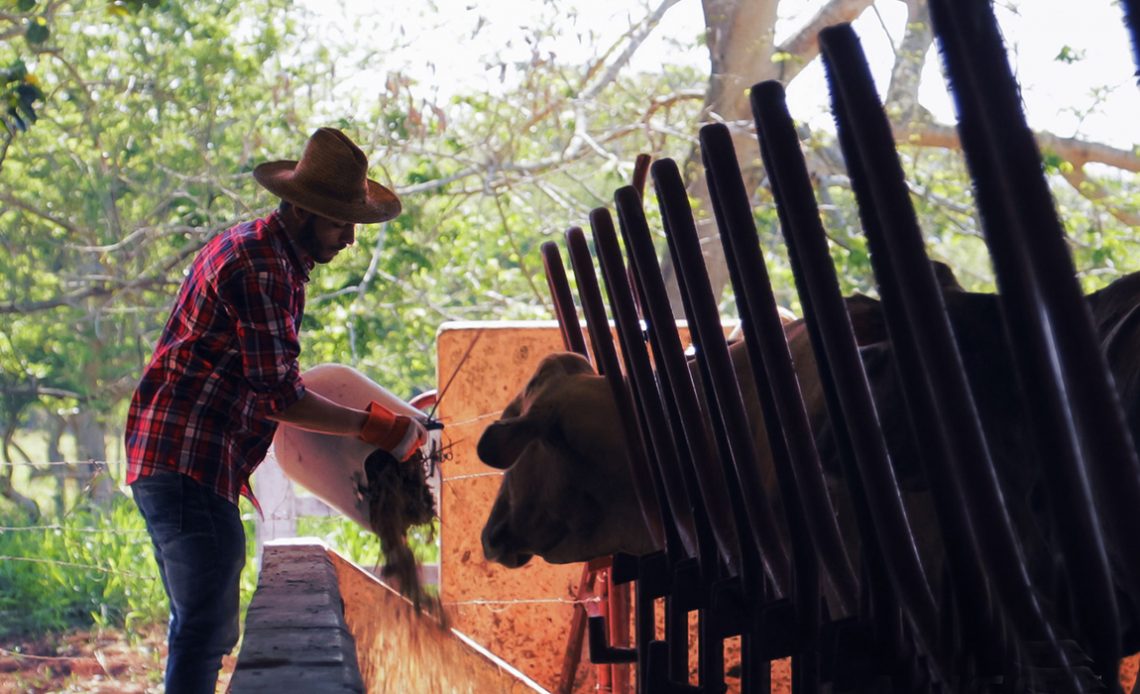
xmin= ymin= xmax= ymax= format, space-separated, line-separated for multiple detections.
xmin=271 ymin=363 xmax=430 ymax=530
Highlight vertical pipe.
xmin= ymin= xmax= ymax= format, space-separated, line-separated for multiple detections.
xmin=928 ymin=0 xmax=1125 ymax=681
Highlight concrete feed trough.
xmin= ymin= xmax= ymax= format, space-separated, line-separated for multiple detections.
xmin=229 ymin=539 xmax=546 ymax=693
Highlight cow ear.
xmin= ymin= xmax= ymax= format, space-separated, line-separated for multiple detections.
xmin=477 ymin=417 xmax=540 ymax=470
xmin=845 ymin=293 xmax=887 ymax=346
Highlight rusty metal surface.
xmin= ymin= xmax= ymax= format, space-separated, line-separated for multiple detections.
xmin=437 ymin=322 xmax=598 ymax=692
xmin=437 ymin=321 xmax=716 ymax=692
xmin=329 ymin=548 xmax=546 ymax=693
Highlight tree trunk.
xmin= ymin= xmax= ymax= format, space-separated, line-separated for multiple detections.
xmin=885 ymin=0 xmax=934 ymax=126
xmin=72 ymin=409 xmax=115 ymax=506
xmin=1 ymin=428 xmax=41 ymax=520
xmin=661 ymin=0 xmax=877 ymax=315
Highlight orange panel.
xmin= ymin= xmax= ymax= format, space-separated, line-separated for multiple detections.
xmin=437 ymin=320 xmax=753 ymax=693
xmin=438 ymin=322 xmax=595 ymax=692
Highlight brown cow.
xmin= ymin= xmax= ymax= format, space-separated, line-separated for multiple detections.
xmin=476 ymin=351 xmax=661 ymax=567
xmin=479 ymin=266 xmax=1140 ymax=585
xmin=477 ymin=287 xmax=892 ymax=570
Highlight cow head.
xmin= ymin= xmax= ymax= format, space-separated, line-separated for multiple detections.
xmin=478 ymin=352 xmax=659 ymax=567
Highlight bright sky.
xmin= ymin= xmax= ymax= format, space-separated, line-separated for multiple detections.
xmin=303 ymin=0 xmax=1138 ymax=150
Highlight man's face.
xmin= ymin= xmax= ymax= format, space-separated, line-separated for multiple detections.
xmin=295 ymin=211 xmax=356 ymax=264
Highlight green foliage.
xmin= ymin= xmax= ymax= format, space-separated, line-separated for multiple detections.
xmin=296 ymin=515 xmax=440 ymax=569
xmin=0 ymin=493 xmax=167 ymax=638
xmin=1 ymin=0 xmax=164 ymax=137
xmin=0 ymin=0 xmax=305 ymax=457
xmin=1054 ymin=45 xmax=1086 ymax=64
xmin=0 ymin=486 xmax=263 ymax=639
xmin=23 ymin=16 xmax=49 ymax=45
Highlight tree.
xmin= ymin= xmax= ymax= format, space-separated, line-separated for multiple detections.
xmin=0 ymin=0 xmax=1136 ymax=515
xmin=0 ymin=0 xmax=317 ymax=509
xmin=661 ymin=0 xmax=1140 ymax=313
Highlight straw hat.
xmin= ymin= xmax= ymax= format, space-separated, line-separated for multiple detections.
xmin=253 ymin=128 xmax=401 ymax=224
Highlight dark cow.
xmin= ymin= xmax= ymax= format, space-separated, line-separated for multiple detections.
xmin=479 ymin=266 xmax=1140 ymax=590
xmin=477 ymin=283 xmax=889 ymax=568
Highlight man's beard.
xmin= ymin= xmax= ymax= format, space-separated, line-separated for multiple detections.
xmin=296 ymin=215 xmax=335 ymax=263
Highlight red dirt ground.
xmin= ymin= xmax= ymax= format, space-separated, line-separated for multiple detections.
xmin=0 ymin=625 xmax=235 ymax=694
xmin=0 ymin=625 xmax=1134 ymax=692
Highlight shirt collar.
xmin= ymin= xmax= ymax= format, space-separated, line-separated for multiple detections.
xmin=268 ymin=211 xmax=316 ymax=281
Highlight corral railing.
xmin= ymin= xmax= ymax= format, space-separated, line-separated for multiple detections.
xmin=533 ymin=0 xmax=1140 ymax=692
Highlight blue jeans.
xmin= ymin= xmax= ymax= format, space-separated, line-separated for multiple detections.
xmin=132 ymin=471 xmax=246 ymax=694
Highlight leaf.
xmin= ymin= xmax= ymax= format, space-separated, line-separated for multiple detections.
xmin=1042 ymin=150 xmax=1065 ymax=173
xmin=1054 ymin=45 xmax=1085 ymax=64
xmin=17 ymin=0 xmax=37 ymax=12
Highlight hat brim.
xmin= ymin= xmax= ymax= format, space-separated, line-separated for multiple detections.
xmin=253 ymin=160 xmax=402 ymax=224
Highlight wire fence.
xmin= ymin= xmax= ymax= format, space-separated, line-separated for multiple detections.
xmin=1 ymin=459 xmax=159 ymax=590
xmin=0 ymin=406 xmax=525 ymax=628
xmin=0 ymin=555 xmax=156 ymax=579
xmin=0 ymin=524 xmax=148 ymax=534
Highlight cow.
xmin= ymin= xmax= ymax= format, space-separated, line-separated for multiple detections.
xmin=476 ymin=279 xmax=898 ymax=570
xmin=477 ymin=265 xmax=1140 ymax=623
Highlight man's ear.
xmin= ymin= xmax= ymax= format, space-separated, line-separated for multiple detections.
xmin=477 ymin=417 xmax=540 ymax=470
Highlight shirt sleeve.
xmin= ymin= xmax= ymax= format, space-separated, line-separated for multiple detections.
xmin=218 ymin=265 xmax=306 ymax=418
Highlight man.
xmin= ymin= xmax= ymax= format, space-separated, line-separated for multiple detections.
xmin=124 ymin=127 xmax=427 ymax=693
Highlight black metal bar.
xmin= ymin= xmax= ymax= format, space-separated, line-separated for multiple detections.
xmin=613 ymin=186 xmax=749 ymax=586
xmin=650 ymin=157 xmax=792 ymax=600
xmin=748 ymin=87 xmax=940 ymax=655
xmin=590 ymin=208 xmax=705 ymax=565
xmin=591 ymin=208 xmax=710 ymax=685
xmin=817 ymin=25 xmax=1085 ymax=691
xmin=565 ymin=226 xmax=668 ymax=554
xmin=588 ymin=615 xmax=638 ymax=664
xmin=700 ymin=122 xmax=858 ymax=620
xmin=615 ymin=186 xmax=762 ymax=694
xmin=1122 ymin=0 xmax=1140 ymax=85
xmin=541 ymin=241 xmax=589 ymax=357
xmin=567 ymin=226 xmax=684 ymax=694
xmin=928 ymin=0 xmax=1127 ymax=683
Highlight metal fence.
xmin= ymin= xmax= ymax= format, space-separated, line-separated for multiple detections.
xmin=534 ymin=1 xmax=1140 ymax=692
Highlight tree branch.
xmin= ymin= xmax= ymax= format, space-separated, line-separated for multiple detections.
xmin=580 ymin=0 xmax=683 ymax=101
xmin=0 ymin=191 xmax=81 ymax=235
xmin=1060 ymin=167 xmax=1140 ymax=227
xmin=894 ymin=121 xmax=1140 ymax=173
xmin=774 ymin=0 xmax=878 ymax=84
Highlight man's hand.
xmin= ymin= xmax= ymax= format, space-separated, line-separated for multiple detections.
xmin=359 ymin=401 xmax=429 ymax=462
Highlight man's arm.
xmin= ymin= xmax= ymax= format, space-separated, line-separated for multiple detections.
xmin=269 ymin=389 xmax=429 ymax=462
xmin=267 ymin=389 xmax=368 ymax=436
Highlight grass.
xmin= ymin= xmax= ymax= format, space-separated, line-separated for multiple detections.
xmin=0 ymin=492 xmax=169 ymax=639
xmin=0 ymin=465 xmax=439 ymax=642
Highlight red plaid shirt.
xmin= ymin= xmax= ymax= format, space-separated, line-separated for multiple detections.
xmin=125 ymin=212 xmax=314 ymax=506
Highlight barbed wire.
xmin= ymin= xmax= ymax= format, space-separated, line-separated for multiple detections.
xmin=442 ymin=471 xmax=504 ymax=482
xmin=0 ymin=524 xmax=148 ymax=535
xmin=442 ymin=596 xmax=603 ymax=616
xmin=0 ymin=555 xmax=156 ymax=580
xmin=0 ymin=647 xmax=101 ymax=662
xmin=437 ymin=410 xmax=503 ymax=428
xmin=444 ymin=596 xmax=601 ymax=606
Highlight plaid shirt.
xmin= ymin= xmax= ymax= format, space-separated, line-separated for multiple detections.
xmin=125 ymin=212 xmax=314 ymax=506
